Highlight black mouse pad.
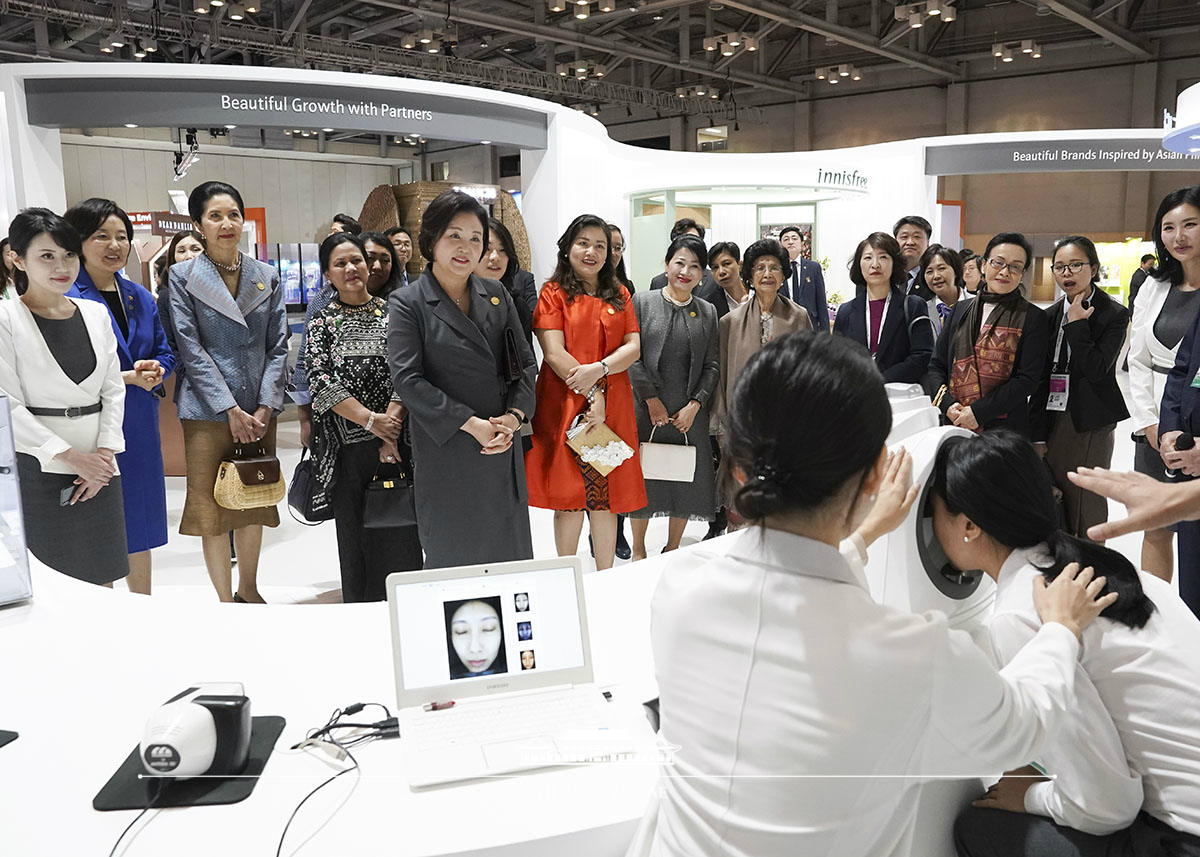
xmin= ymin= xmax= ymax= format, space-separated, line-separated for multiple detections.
xmin=93 ymin=715 xmax=285 ymax=811
xmin=0 ymin=730 xmax=17 ymax=749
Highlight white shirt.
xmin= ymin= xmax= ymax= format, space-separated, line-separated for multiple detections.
xmin=987 ymin=547 xmax=1200 ymax=838
xmin=627 ymin=527 xmax=1082 ymax=857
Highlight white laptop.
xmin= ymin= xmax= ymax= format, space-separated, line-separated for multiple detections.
xmin=386 ymin=557 xmax=628 ymax=788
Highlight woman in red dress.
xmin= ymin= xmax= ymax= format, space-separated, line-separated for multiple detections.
xmin=526 ymin=214 xmax=645 ymax=570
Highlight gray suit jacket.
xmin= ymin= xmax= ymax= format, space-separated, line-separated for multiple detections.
xmin=168 ymin=254 xmax=290 ymax=421
xmin=628 ymin=290 xmax=720 ymax=408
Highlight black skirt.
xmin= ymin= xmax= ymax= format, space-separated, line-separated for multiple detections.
xmin=17 ymin=453 xmax=130 ymax=584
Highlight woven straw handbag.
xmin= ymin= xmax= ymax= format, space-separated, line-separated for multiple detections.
xmin=214 ymin=443 xmax=287 ymax=511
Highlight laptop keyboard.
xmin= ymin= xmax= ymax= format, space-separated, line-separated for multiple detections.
xmin=407 ymin=690 xmax=612 ymax=751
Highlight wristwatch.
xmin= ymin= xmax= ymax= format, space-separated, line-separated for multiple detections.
xmin=506 ymin=408 xmax=528 ymax=425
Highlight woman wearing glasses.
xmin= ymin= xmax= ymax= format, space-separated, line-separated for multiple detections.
xmin=925 ymin=232 xmax=1049 ymax=437
xmin=1029 ymin=237 xmax=1129 ymax=539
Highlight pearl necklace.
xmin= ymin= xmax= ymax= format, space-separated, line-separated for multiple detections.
xmin=661 ymin=288 xmax=693 ymax=307
xmin=206 ymin=252 xmax=242 ymax=274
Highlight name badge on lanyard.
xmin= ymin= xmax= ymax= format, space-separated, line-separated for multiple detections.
xmin=1048 ymin=374 xmax=1069 ymax=411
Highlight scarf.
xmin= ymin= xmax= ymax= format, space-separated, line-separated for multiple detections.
xmin=948 ymin=287 xmax=1029 ymax=411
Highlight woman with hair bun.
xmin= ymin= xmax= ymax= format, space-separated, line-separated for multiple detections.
xmin=934 ymin=430 xmax=1200 ymax=857
xmin=629 ymin=331 xmax=1117 ymax=857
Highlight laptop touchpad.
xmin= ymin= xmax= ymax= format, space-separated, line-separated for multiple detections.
xmin=482 ymin=736 xmax=554 ymax=771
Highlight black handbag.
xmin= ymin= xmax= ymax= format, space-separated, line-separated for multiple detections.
xmin=287 ymin=446 xmax=333 ymax=525
xmin=502 ymin=326 xmax=523 ymax=386
xmin=363 ymin=461 xmax=417 ymax=529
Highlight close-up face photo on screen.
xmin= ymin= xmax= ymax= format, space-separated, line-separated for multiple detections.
xmin=444 ymin=596 xmax=508 ymax=680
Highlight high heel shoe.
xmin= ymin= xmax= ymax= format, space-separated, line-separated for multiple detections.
xmin=232 ymin=593 xmax=247 ymax=603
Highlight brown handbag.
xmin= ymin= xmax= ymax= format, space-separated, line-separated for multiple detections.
xmin=214 ymin=443 xmax=286 ymax=511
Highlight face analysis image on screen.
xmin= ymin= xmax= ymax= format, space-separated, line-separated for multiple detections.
xmin=444 ymin=596 xmax=508 ymax=680
xmin=514 ymin=592 xmax=529 ymax=612
xmin=521 ymin=650 xmax=535 ymax=670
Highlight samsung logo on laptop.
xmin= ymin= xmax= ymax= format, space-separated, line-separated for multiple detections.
xmin=487 ymin=682 xmax=509 ymax=690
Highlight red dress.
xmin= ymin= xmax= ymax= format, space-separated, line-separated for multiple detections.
xmin=526 ymin=282 xmax=647 ymax=513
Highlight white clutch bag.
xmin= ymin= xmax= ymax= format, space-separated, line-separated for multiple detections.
xmin=639 ymin=426 xmax=696 ymax=482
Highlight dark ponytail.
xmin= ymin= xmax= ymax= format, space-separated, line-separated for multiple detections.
xmin=723 ymin=332 xmax=891 ymax=522
xmin=931 ymin=431 xmax=1154 ymax=630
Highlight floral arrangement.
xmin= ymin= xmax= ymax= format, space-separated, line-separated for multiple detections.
xmin=578 ymin=440 xmax=635 ymax=470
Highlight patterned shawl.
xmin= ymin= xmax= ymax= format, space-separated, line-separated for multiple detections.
xmin=948 ymin=287 xmax=1029 ymax=410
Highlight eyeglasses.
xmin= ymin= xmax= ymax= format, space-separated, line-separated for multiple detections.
xmin=1050 ymin=261 xmax=1089 ymax=275
xmin=611 ymin=244 xmax=625 ymax=253
xmin=987 ymin=257 xmax=1026 ymax=276
xmin=752 ymin=263 xmax=784 ymax=275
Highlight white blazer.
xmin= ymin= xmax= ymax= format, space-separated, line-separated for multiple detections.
xmin=1128 ymin=275 xmax=1178 ymax=432
xmin=627 ymin=527 xmax=1083 ymax=857
xmin=987 ymin=547 xmax=1200 ymax=839
xmin=0 ymin=298 xmax=125 ymax=474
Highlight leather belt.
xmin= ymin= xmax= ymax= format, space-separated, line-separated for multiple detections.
xmin=26 ymin=402 xmax=102 ymax=418
xmin=1152 ymin=365 xmax=1172 ymax=375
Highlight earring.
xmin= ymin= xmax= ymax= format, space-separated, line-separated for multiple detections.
xmin=963 ymin=536 xmax=970 ymax=543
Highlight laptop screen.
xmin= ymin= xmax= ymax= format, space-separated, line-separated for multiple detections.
xmin=392 ymin=563 xmax=587 ymax=694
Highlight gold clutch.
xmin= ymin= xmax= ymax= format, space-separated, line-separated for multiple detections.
xmin=565 ymin=417 xmax=628 ymax=477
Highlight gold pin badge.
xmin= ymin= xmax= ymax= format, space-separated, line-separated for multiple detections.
xmin=490 ymin=296 xmax=501 ymax=306
xmin=690 ymin=311 xmax=697 ymax=317
xmin=374 ymin=308 xmax=382 ymax=317
xmin=256 ymin=281 xmax=265 ymax=291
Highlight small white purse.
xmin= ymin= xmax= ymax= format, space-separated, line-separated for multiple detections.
xmin=639 ymin=426 xmax=697 ymax=482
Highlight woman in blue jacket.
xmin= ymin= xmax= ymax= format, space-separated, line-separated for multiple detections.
xmin=65 ymin=198 xmax=175 ymax=595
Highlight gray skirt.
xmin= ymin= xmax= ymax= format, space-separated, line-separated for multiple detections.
xmin=17 ymin=453 xmax=130 ymax=584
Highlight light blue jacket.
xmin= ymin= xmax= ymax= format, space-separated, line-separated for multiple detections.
xmin=168 ymin=253 xmax=290 ymax=421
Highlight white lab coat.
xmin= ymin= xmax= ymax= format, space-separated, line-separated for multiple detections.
xmin=1128 ymin=275 xmax=1179 ymax=433
xmin=0 ymin=297 xmax=125 ymax=474
xmin=627 ymin=527 xmax=1082 ymax=857
xmin=987 ymin=547 xmax=1200 ymax=839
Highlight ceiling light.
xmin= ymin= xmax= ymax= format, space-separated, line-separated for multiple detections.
xmin=427 ymin=39 xmax=442 ymax=53
xmin=1031 ymin=43 xmax=1043 ymax=58
xmin=244 ymin=1 xmax=257 ymax=10
xmin=300 ymin=130 xmax=310 ymax=137
xmin=744 ymin=37 xmax=758 ymax=51
xmin=894 ymin=2 xmax=910 ymax=20
xmin=851 ymin=67 xmax=862 ymax=80
xmin=418 ymin=138 xmax=426 ymax=143
xmin=575 ymin=5 xmax=589 ymax=18
xmin=549 ymin=0 xmax=565 ymax=10
xmin=719 ymin=41 xmax=734 ymax=56
xmin=676 ymin=87 xmax=686 ymax=98
xmin=828 ymin=75 xmax=839 ymax=84
xmin=710 ymin=90 xmax=720 ymax=98
xmin=143 ymin=38 xmax=158 ymax=52
xmin=557 ymin=63 xmax=569 ymax=76
xmin=124 ymin=123 xmax=138 ymax=128
xmin=228 ymin=3 xmax=245 ymax=18
xmin=926 ymin=0 xmax=941 ymax=14
xmin=652 ymin=13 xmax=663 ymax=20
xmin=594 ymin=63 xmax=607 ymax=76
xmin=194 ymin=0 xmax=209 ymax=12
xmin=589 ymin=104 xmax=600 ymax=115
xmin=1000 ymin=47 xmax=1014 ymax=62
xmin=726 ymin=33 xmax=742 ymax=47
xmin=133 ymin=40 xmax=147 ymax=58
xmin=940 ymin=4 xmax=956 ymax=21
xmin=599 ymin=0 xmax=615 ymax=10
xmin=694 ymin=85 xmax=706 ymax=95
xmin=108 ymin=29 xmax=127 ymax=47
xmin=1020 ymin=38 xmax=1034 ymax=53
xmin=225 ymin=124 xmax=238 ymax=129
xmin=100 ymin=43 xmax=114 ymax=53
xmin=838 ymin=63 xmax=851 ymax=77
xmin=284 ymin=130 xmax=293 ymax=135
xmin=992 ymin=42 xmax=1005 ymax=57
xmin=703 ymin=36 xmax=717 ymax=51
xmin=210 ymin=0 xmax=224 ymax=6
xmin=321 ymin=127 xmax=334 ymax=132
xmin=575 ymin=59 xmax=588 ymax=72
xmin=481 ymin=140 xmax=492 ymax=144
xmin=401 ymin=33 xmax=416 ymax=49
xmin=418 ymin=29 xmax=433 ymax=44
xmin=815 ymin=67 xmax=827 ymax=80
xmin=909 ymin=11 xmax=922 ymax=27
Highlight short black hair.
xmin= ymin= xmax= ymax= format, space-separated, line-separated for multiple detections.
xmin=1140 ymin=253 xmax=1156 ymax=265
xmin=1150 ymin=186 xmax=1200 ymax=287
xmin=984 ymin=232 xmax=1034 ymax=271
xmin=332 ymin=213 xmax=362 ymax=235
xmin=917 ymin=244 xmax=964 ymax=291
xmin=360 ymin=230 xmax=403 ymax=297
xmin=7 ymin=207 xmax=83 ymax=295
xmin=1051 ymin=236 xmax=1101 ymax=288
xmin=385 ymin=225 xmax=412 ymax=240
xmin=670 ymin=217 xmax=705 ymax=241
xmin=740 ymin=239 xmax=790 ymax=288
xmin=709 ymin=241 xmax=741 ymax=267
xmin=417 ymin=190 xmax=489 ymax=263
xmin=63 ymin=198 xmax=134 ymax=249
xmin=892 ymin=215 xmax=932 ymax=239
xmin=663 ymin=234 xmax=707 ymax=267
xmin=778 ymin=226 xmax=803 ymax=241
xmin=188 ymin=181 xmax=245 ymax=224
xmin=318 ymin=231 xmax=366 ymax=276
xmin=485 ymin=217 xmax=520 ymax=290
xmin=849 ymin=232 xmax=908 ymax=291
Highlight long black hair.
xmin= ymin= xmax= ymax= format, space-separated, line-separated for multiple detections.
xmin=931 ymin=431 xmax=1154 ymax=630
xmin=550 ymin=214 xmax=623 ymax=308
xmin=1149 ymin=185 xmax=1200 ymax=288
xmin=485 ymin=217 xmax=520 ymax=292
xmin=607 ymin=222 xmax=634 ymax=292
xmin=723 ymin=332 xmax=890 ymax=522
xmin=8 ymin=208 xmax=83 ymax=296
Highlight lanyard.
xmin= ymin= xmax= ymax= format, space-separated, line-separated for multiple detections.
xmin=1052 ymin=290 xmax=1091 ymax=373
xmin=865 ymin=292 xmax=892 ymax=355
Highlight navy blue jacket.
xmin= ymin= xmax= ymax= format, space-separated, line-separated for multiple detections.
xmin=833 ymin=290 xmax=934 ymax=384
xmin=785 ymin=258 xmax=829 ymax=332
xmin=1160 ymin=298 xmax=1200 ymax=438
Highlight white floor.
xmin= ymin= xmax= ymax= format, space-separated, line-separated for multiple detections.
xmin=140 ymin=372 xmax=1151 ymax=604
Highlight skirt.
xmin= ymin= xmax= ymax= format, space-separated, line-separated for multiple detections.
xmin=17 ymin=453 xmax=129 ymax=584
xmin=180 ymin=419 xmax=281 ymax=537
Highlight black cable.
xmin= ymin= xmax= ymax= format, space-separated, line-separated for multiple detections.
xmin=107 ymin=776 xmax=168 ymax=857
xmin=275 ymin=738 xmax=360 ymax=857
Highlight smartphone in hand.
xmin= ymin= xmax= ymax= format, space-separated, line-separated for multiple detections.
xmin=59 ymin=484 xmax=77 ymax=507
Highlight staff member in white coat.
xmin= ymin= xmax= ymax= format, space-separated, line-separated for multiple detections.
xmin=627 ymin=332 xmax=1117 ymax=857
xmin=1127 ymin=186 xmax=1200 ymax=582
xmin=932 ymin=432 xmax=1200 ymax=857
xmin=0 ymin=208 xmax=127 ymax=584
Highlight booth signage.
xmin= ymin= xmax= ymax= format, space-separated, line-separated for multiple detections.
xmin=24 ymin=77 xmax=548 ymax=149
xmin=813 ymin=166 xmax=870 ymax=193
xmin=925 ymin=136 xmax=1200 ymax=175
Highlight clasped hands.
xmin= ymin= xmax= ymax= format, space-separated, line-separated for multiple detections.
xmin=945 ymin=402 xmax=979 ymax=431
xmin=123 ymin=359 xmax=164 ymax=391
xmin=565 ymin=362 xmax=605 ymax=397
xmin=464 ymin=412 xmax=521 ymax=455
xmin=56 ymin=446 xmax=118 ymax=504
xmin=646 ymin=397 xmax=699 ymax=434
xmin=226 ymin=404 xmax=274 ymax=444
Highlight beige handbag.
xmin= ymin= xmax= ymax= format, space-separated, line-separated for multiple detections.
xmin=214 ymin=444 xmax=287 ymax=511
xmin=639 ymin=426 xmax=696 ymax=482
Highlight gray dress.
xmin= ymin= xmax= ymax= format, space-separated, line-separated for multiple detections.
xmin=388 ymin=268 xmax=538 ymax=569
xmin=628 ymin=291 xmax=720 ymax=522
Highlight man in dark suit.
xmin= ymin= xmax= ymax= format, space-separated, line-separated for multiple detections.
xmin=1128 ymin=253 xmax=1156 ymax=312
xmin=649 ymin=218 xmax=717 ymax=294
xmin=893 ymin=215 xmax=932 ymax=295
xmin=779 ymin=225 xmax=828 ymax=331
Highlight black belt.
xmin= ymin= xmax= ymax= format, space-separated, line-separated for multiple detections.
xmin=1153 ymin=365 xmax=1172 ymax=375
xmin=26 ymin=403 xmax=102 ymax=418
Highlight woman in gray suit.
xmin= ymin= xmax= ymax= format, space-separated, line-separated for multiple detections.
xmin=628 ymin=234 xmax=720 ymax=559
xmin=388 ymin=190 xmax=538 ymax=568
xmin=169 ymin=181 xmax=290 ymax=603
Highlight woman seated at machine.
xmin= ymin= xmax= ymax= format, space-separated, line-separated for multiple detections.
xmin=930 ymin=431 xmax=1200 ymax=857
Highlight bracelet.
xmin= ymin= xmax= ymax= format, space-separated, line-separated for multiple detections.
xmin=505 ymin=408 xmax=526 ymax=425
xmin=600 ymin=360 xmax=610 ymax=376
xmin=365 ymin=413 xmax=377 ymax=432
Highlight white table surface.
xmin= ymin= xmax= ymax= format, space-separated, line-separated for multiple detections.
xmin=0 ymin=556 xmax=667 ymax=857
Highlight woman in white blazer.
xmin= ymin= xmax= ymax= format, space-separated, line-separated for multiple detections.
xmin=0 ymin=209 xmax=127 ymax=583
xmin=932 ymin=431 xmax=1200 ymax=857
xmin=1127 ymin=190 xmax=1200 ymax=582
xmin=627 ymin=332 xmax=1116 ymax=857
